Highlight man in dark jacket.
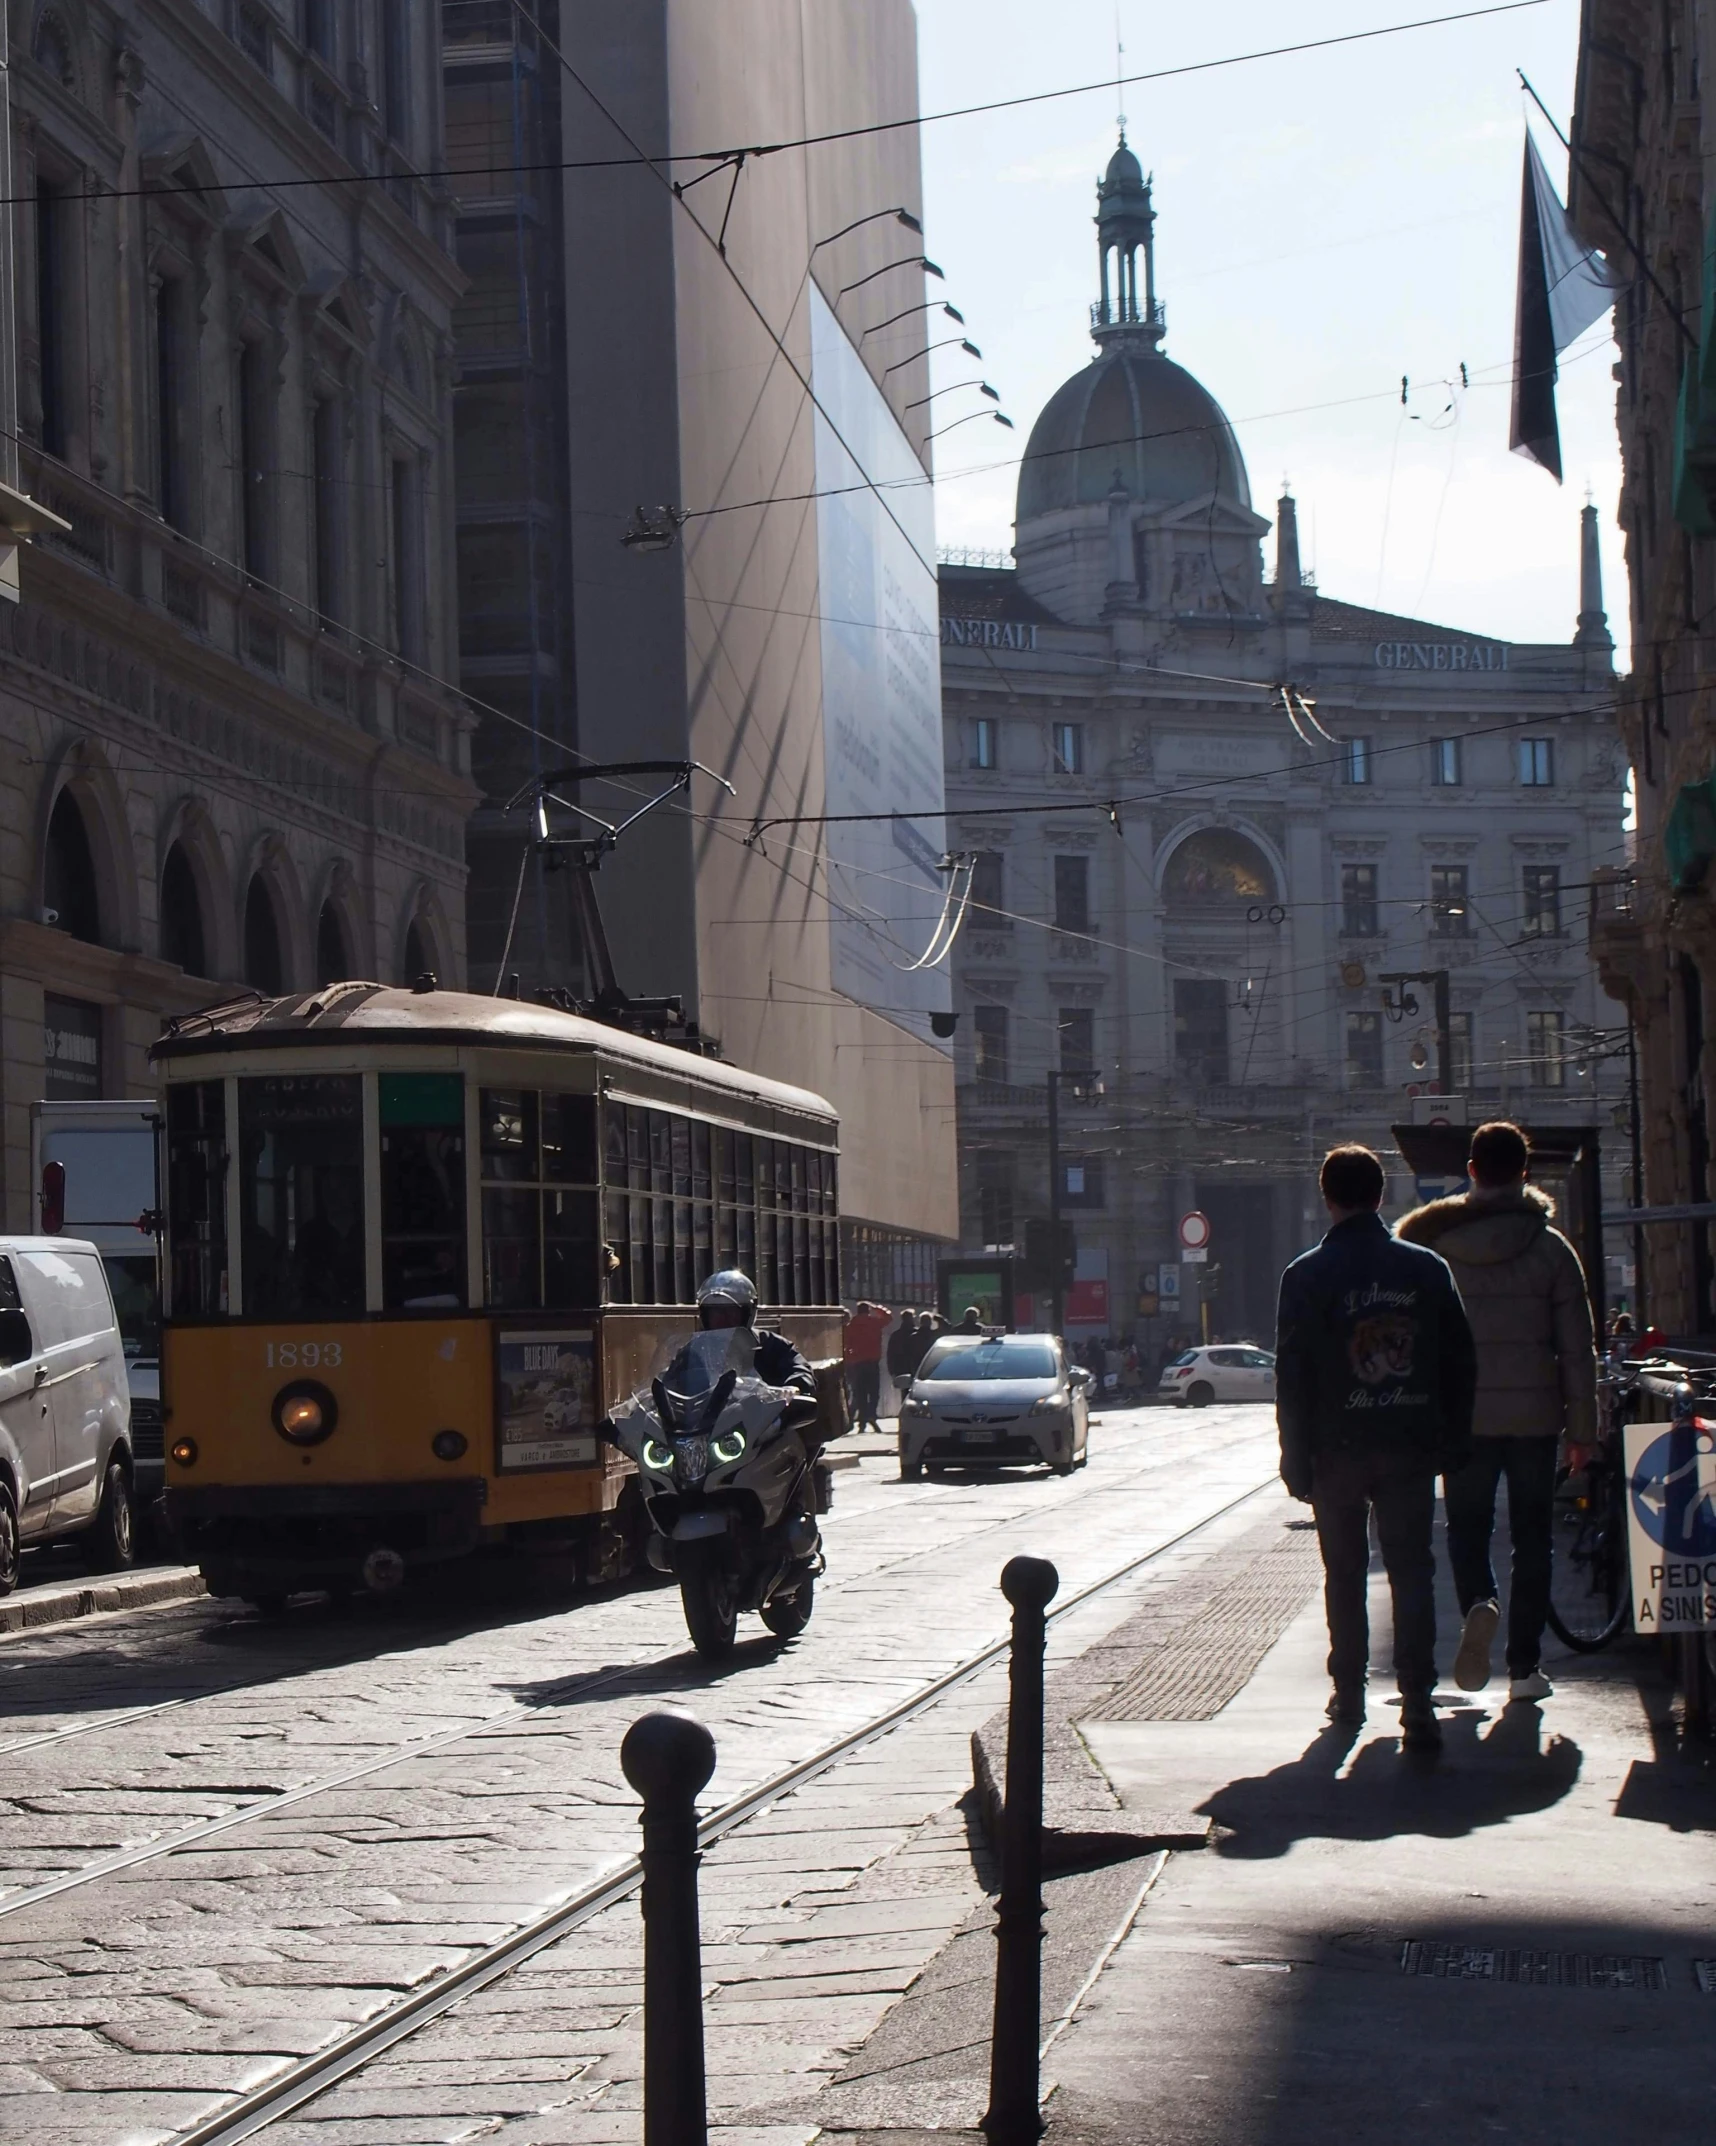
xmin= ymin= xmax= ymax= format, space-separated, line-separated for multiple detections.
xmin=1276 ymin=1145 xmax=1478 ymax=1750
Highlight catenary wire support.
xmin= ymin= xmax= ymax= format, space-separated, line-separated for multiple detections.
xmin=982 ymin=1554 xmax=1060 ymax=2146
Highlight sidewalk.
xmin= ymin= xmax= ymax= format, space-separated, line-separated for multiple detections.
xmin=1040 ymin=1512 xmax=1716 ymax=2144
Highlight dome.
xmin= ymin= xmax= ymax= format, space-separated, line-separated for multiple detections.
xmin=1100 ymin=139 xmax=1146 ymax=201
xmin=1016 ymin=344 xmax=1252 ymax=525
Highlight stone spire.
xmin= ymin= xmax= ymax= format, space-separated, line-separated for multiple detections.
xmin=1092 ymin=136 xmax=1164 ymax=350
xmin=1275 ymin=489 xmax=1303 ymax=590
xmin=1575 ymin=499 xmax=1612 ymax=652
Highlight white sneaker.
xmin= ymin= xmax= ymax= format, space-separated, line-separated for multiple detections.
xmin=1509 ymin=1669 xmax=1554 ymax=1702
xmin=1453 ymin=1599 xmax=1500 ymax=1691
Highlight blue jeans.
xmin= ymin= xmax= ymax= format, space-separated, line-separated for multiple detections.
xmin=1443 ymin=1436 xmax=1558 ymax=1676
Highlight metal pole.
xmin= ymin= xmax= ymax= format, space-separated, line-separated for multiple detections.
xmin=981 ymin=1554 xmax=1060 ymax=2146
xmin=1629 ymin=1011 xmax=1646 ymax=1320
xmin=620 ymin=1711 xmax=718 ymax=2146
xmin=1047 ymin=1072 xmax=1064 ymax=1341
xmin=1431 ymin=969 xmax=1451 ymax=1099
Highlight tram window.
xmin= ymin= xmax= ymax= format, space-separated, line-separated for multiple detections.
xmin=714 ymin=1126 xmax=734 ymax=1206
xmin=603 ymin=1103 xmax=628 ymax=1189
xmin=736 ymin=1205 xmax=755 ymax=1280
xmin=649 ymin=1113 xmax=672 ymax=1194
xmin=716 ymin=1203 xmax=738 ymax=1269
xmin=484 ymin=1187 xmax=540 ymax=1308
xmin=379 ymin=1075 xmax=466 ymax=1311
xmin=603 ymin=1191 xmax=629 ymax=1301
xmin=673 ymin=1198 xmax=694 ymax=1304
xmin=239 ymin=1075 xmax=363 ymax=1319
xmin=542 ymin=1094 xmax=597 ymax=1185
xmin=735 ymin=1132 xmax=755 ymax=1206
xmin=481 ymin=1090 xmax=538 ymax=1181
xmin=628 ymin=1107 xmax=649 ymax=1189
xmin=652 ymin=1197 xmax=673 ymax=1304
xmin=166 ymin=1081 xmax=228 ymax=1318
xmin=544 ymin=1188 xmax=599 ymax=1307
xmin=692 ymin=1121 xmax=711 ymax=1200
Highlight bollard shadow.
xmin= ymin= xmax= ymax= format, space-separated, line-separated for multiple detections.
xmin=1201 ymin=1702 xmax=1583 ymax=1860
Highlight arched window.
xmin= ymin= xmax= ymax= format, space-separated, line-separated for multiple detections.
xmin=44 ymin=789 xmax=101 ymax=943
xmin=316 ymin=901 xmax=348 ymax=987
xmin=403 ymin=917 xmax=430 ymax=985
xmin=244 ymin=878 xmax=284 ymax=995
xmin=1163 ymin=829 xmax=1276 ymax=907
xmin=160 ymin=842 xmax=207 ymax=976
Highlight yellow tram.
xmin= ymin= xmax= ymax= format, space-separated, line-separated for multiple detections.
xmin=156 ymin=983 xmax=843 ymax=1605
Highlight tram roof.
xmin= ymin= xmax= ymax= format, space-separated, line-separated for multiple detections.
xmin=150 ymin=984 xmax=837 ymax=1122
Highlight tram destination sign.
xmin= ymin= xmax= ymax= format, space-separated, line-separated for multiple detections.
xmin=495 ymin=1328 xmax=598 ymax=1473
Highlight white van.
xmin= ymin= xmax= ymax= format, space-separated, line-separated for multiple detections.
xmin=0 ymin=1238 xmax=135 ymax=1593
xmin=28 ymin=1103 xmax=160 ymax=1495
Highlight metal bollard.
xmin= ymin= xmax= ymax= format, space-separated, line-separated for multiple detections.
xmin=620 ymin=1710 xmax=718 ymax=2146
xmin=981 ymin=1554 xmax=1060 ymax=2146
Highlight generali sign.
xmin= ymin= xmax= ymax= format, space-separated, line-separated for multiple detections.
xmin=1373 ymin=640 xmax=1509 ymax=672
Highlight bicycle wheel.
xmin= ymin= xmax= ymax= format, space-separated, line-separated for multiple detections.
xmin=1546 ymin=1458 xmax=1629 ymax=1651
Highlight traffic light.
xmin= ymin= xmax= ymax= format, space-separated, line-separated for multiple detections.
xmin=1022 ymin=1218 xmax=1077 ymax=1290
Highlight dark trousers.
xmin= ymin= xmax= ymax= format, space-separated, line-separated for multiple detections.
xmin=848 ymin=1360 xmax=881 ymax=1428
xmin=1443 ymin=1436 xmax=1557 ymax=1676
xmin=1310 ymin=1446 xmax=1438 ymax=1695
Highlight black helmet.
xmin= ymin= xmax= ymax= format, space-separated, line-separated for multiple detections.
xmin=696 ymin=1269 xmax=758 ymax=1326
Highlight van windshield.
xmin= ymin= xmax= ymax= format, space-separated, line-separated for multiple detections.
xmin=40 ymin=1128 xmax=155 ymax=1229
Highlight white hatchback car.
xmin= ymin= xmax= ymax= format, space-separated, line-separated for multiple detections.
xmin=1159 ymin=1343 xmax=1276 ymax=1408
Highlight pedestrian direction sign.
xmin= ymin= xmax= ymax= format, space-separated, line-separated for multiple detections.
xmin=1624 ymin=1417 xmax=1716 ymax=1632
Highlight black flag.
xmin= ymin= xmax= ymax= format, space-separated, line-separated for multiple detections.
xmin=1510 ymin=131 xmax=1621 ymax=482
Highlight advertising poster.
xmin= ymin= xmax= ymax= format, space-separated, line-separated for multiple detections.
xmin=1623 ymin=1416 xmax=1716 ymax=1632
xmin=495 ymin=1329 xmax=598 ymax=1473
xmin=809 ymin=287 xmax=951 ymax=1047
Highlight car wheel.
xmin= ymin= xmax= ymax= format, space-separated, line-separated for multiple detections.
xmin=1186 ymin=1381 xmax=1214 ymax=1409
xmin=899 ymin=1457 xmax=923 ymax=1482
xmin=87 ymin=1460 xmax=137 ymax=1573
xmin=0 ymin=1482 xmax=18 ymax=1597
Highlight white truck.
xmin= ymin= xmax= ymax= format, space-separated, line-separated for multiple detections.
xmin=28 ymin=1102 xmax=162 ymax=1499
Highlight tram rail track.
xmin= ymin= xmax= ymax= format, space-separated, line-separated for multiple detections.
xmin=168 ymin=1469 xmax=1281 ymax=2146
xmin=0 ymin=1417 xmax=1262 ymax=1796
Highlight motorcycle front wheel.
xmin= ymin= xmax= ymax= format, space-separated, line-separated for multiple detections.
xmin=761 ymin=1573 xmax=815 ymax=1639
xmin=679 ymin=1542 xmax=738 ymax=1659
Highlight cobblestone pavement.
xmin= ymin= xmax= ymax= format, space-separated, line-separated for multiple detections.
xmin=0 ymin=1406 xmax=1278 ymax=2144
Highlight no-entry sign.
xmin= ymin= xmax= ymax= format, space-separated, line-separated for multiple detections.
xmin=1178 ymin=1210 xmax=1211 ymax=1253
xmin=1624 ymin=1416 xmax=1716 ymax=1632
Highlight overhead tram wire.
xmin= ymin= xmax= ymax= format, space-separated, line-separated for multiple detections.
xmin=0 ymin=4 xmax=1551 ymax=213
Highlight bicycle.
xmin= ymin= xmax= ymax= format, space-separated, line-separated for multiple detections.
xmin=1544 ymin=1371 xmax=1632 ymax=1652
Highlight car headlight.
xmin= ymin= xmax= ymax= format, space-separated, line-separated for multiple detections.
xmin=1031 ymin=1395 xmax=1067 ymax=1415
xmin=710 ymin=1429 xmax=746 ymax=1465
xmin=642 ymin=1437 xmax=674 ymax=1474
xmin=901 ymin=1395 xmax=928 ymax=1414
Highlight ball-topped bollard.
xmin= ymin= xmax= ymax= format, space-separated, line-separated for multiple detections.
xmin=982 ymin=1555 xmax=1060 ymax=2146
xmin=621 ymin=1712 xmax=718 ymax=2146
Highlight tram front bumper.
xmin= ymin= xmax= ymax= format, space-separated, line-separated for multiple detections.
xmin=167 ymin=1479 xmax=487 ymax=1595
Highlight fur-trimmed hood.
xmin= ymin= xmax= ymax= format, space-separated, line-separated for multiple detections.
xmin=1395 ymin=1183 xmax=1555 ymax=1268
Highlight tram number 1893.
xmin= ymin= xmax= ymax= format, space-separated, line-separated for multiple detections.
xmin=264 ymin=1340 xmax=344 ymax=1369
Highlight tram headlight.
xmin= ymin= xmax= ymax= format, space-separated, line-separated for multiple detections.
xmin=170 ymin=1437 xmax=198 ymax=1468
xmin=710 ymin=1429 xmax=746 ymax=1465
xmin=272 ymin=1380 xmax=338 ymax=1446
xmin=642 ymin=1437 xmax=675 ymax=1475
xmin=431 ymin=1428 xmax=468 ymax=1462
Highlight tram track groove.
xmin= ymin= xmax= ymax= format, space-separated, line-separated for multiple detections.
xmin=164 ymin=1469 xmax=1280 ymax=2146
xmin=0 ymin=1417 xmax=1259 ymax=1787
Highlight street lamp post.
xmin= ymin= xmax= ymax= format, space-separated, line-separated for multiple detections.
xmin=1045 ymin=1069 xmax=1102 ymax=1341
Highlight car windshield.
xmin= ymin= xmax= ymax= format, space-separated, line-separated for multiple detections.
xmin=920 ymin=1340 xmax=1058 ymax=1381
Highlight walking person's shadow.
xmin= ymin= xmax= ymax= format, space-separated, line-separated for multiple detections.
xmin=1200 ymin=1700 xmax=1582 ymax=1859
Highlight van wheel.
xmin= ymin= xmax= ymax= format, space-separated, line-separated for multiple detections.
xmin=0 ymin=1484 xmax=18 ymax=1597
xmin=1186 ymin=1381 xmax=1214 ymax=1409
xmin=87 ymin=1461 xmax=137 ymax=1572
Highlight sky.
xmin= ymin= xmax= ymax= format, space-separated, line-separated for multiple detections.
xmin=913 ymin=0 xmax=1623 ymax=654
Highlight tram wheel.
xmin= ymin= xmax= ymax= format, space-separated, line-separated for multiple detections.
xmin=245 ymin=1594 xmax=290 ymax=1620
xmin=679 ymin=1543 xmax=738 ymax=1659
xmin=760 ymin=1574 xmax=814 ymax=1639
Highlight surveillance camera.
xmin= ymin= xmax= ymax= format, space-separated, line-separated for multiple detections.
xmin=40 ymin=906 xmax=58 ymax=926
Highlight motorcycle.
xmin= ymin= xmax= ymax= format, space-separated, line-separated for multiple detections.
xmin=604 ymin=1326 xmax=829 ymax=1659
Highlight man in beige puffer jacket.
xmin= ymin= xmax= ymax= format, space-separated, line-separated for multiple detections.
xmin=1395 ymin=1120 xmax=1596 ymax=1702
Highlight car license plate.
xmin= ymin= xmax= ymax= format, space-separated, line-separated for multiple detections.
xmin=960 ymin=1427 xmax=998 ymax=1444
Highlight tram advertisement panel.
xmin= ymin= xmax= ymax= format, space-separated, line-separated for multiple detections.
xmin=495 ymin=1329 xmax=598 ymax=1472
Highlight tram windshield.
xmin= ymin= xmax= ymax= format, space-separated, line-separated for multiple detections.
xmin=239 ymin=1076 xmax=365 ymax=1318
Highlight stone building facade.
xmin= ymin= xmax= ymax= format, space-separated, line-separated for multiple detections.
xmin=0 ymin=0 xmax=472 ymax=1229
xmin=943 ymin=144 xmax=1628 ymax=1348
xmin=1573 ymin=1 xmax=1716 ymax=1337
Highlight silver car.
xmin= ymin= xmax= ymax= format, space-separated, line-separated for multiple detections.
xmin=898 ymin=1333 xmax=1092 ymax=1480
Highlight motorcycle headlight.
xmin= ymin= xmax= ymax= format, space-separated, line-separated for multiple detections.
xmin=642 ymin=1437 xmax=675 ymax=1474
xmin=711 ymin=1429 xmax=747 ymax=1465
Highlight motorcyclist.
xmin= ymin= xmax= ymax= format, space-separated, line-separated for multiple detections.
xmin=673 ymin=1269 xmax=816 ymax=1396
